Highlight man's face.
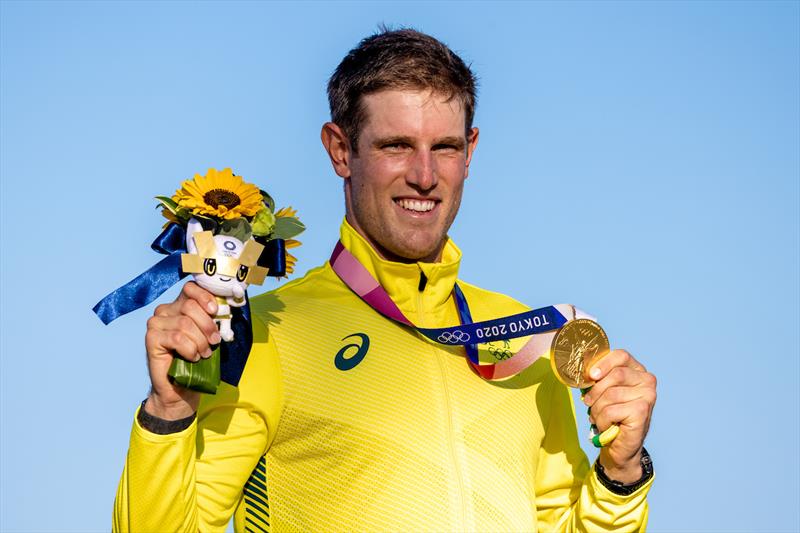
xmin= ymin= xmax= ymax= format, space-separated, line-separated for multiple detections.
xmin=341 ymin=89 xmax=479 ymax=263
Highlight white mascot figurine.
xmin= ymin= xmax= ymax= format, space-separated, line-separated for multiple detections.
xmin=181 ymin=217 xmax=268 ymax=342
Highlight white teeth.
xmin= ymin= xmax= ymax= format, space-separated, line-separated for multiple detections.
xmin=397 ymin=199 xmax=435 ymax=212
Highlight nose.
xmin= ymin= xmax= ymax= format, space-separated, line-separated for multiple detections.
xmin=406 ymin=149 xmax=437 ymax=191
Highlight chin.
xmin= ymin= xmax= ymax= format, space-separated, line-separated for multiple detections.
xmin=388 ymin=237 xmax=444 ymax=263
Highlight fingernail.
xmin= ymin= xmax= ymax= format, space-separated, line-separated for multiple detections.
xmin=590 ymin=368 xmax=602 ymax=379
xmin=204 ymin=347 xmax=213 ymax=358
xmin=582 ymin=395 xmax=590 ymax=405
xmin=210 ymin=332 xmax=222 ymax=344
xmin=207 ymin=302 xmax=217 ymax=313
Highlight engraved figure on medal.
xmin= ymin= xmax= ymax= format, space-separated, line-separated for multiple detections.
xmin=550 ymin=319 xmax=610 ymax=389
xmin=565 ymin=341 xmax=587 ymax=387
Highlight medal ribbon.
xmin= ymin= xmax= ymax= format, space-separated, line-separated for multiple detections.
xmin=331 ymin=241 xmax=618 ymax=446
xmin=330 ymin=241 xmax=569 ymax=380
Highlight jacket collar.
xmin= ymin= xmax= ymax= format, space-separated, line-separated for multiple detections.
xmin=338 ymin=218 xmax=461 ymax=323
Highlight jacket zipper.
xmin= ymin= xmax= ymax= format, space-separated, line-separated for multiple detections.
xmin=418 ymin=271 xmax=468 ymax=529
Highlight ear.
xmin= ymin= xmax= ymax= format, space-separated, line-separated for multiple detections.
xmin=321 ymin=122 xmax=353 ymax=179
xmin=186 ymin=218 xmax=203 ymax=255
xmin=464 ymin=127 xmax=480 ymax=179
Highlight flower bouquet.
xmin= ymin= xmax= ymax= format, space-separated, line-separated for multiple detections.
xmin=93 ymin=168 xmax=303 ymax=394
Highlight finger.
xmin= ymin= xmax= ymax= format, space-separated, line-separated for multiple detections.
xmin=592 ymin=398 xmax=653 ymax=435
xmin=153 ymin=302 xmax=174 ymax=317
xmin=153 ymin=281 xmax=217 ymax=318
xmin=178 ymin=297 xmax=222 ymax=345
xmin=147 ymin=326 xmax=205 ymax=362
xmin=586 ymin=349 xmax=646 ymax=382
xmin=147 ymin=315 xmax=213 ymax=360
xmin=180 ymin=281 xmax=218 ymax=315
xmin=583 ymin=366 xmax=646 ymax=405
xmin=588 ymin=384 xmax=648 ymax=421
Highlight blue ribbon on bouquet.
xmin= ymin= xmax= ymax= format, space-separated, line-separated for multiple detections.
xmin=92 ymin=222 xmax=286 ymax=386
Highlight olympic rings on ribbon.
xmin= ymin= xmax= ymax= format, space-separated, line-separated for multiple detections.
xmin=437 ymin=330 xmax=471 ymax=344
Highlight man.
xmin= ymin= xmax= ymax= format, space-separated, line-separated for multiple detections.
xmin=115 ymin=29 xmax=657 ymax=531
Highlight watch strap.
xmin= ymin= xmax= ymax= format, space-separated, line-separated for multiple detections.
xmin=594 ymin=447 xmax=654 ymax=496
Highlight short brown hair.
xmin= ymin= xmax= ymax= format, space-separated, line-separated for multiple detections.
xmin=327 ymin=28 xmax=478 ymax=152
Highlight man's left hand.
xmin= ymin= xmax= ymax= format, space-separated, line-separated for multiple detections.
xmin=582 ymin=349 xmax=657 ymax=484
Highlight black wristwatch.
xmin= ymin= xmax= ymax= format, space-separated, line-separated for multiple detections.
xmin=594 ymin=447 xmax=654 ymax=496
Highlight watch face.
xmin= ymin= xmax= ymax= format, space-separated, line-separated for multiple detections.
xmin=640 ymin=448 xmax=653 ymax=474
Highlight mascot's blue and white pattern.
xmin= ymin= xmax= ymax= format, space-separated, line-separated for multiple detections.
xmin=181 ymin=218 xmax=268 ymax=342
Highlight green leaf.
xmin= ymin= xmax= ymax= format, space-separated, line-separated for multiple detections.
xmin=155 ymin=196 xmax=180 ymax=214
xmin=251 ymin=207 xmax=276 ymax=236
xmin=192 ymin=213 xmax=218 ymax=232
xmin=218 ymin=218 xmax=252 ymax=242
xmin=273 ymin=216 xmax=306 ymax=240
xmin=260 ymin=189 xmax=275 ymax=212
xmin=156 ymin=196 xmax=193 ymax=222
xmin=168 ymin=349 xmax=221 ymax=394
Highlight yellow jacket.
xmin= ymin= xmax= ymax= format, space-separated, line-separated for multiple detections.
xmin=114 ymin=219 xmax=652 ymax=532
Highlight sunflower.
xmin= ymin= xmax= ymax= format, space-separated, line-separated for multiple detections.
xmin=173 ymin=168 xmax=263 ymax=220
xmin=284 ymin=239 xmax=301 ymax=275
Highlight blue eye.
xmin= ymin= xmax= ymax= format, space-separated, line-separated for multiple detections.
xmin=236 ymin=264 xmax=249 ymax=282
xmin=203 ymin=258 xmax=217 ymax=276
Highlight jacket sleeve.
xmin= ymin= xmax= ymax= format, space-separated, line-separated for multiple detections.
xmin=534 ymin=375 xmax=653 ymax=532
xmin=113 ymin=321 xmax=283 ymax=532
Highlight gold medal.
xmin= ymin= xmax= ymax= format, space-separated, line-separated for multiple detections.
xmin=551 ymin=318 xmax=621 ymax=448
xmin=550 ymin=319 xmax=610 ymax=389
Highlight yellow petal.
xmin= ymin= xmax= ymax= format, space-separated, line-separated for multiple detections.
xmin=275 ymin=206 xmax=298 ymax=218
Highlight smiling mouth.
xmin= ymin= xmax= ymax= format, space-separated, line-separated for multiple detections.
xmin=219 ymin=277 xmax=231 ymax=282
xmin=395 ymin=198 xmax=436 ymax=213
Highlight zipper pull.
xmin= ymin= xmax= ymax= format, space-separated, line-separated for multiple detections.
xmin=418 ymin=271 xmax=428 ymax=292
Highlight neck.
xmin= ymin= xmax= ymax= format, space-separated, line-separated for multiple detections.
xmin=345 ymin=214 xmax=443 ymax=264
xmin=337 ymin=218 xmax=464 ymax=326
xmin=372 ymin=241 xmax=443 ymax=265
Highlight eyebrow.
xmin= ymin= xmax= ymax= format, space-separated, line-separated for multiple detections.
xmin=433 ymin=136 xmax=466 ymax=150
xmin=373 ymin=135 xmax=466 ymax=150
xmin=373 ymin=136 xmax=413 ymax=148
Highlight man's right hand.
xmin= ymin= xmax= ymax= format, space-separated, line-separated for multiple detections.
xmin=143 ymin=281 xmax=221 ymax=420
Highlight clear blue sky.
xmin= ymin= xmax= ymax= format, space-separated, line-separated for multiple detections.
xmin=1 ymin=1 xmax=798 ymax=531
